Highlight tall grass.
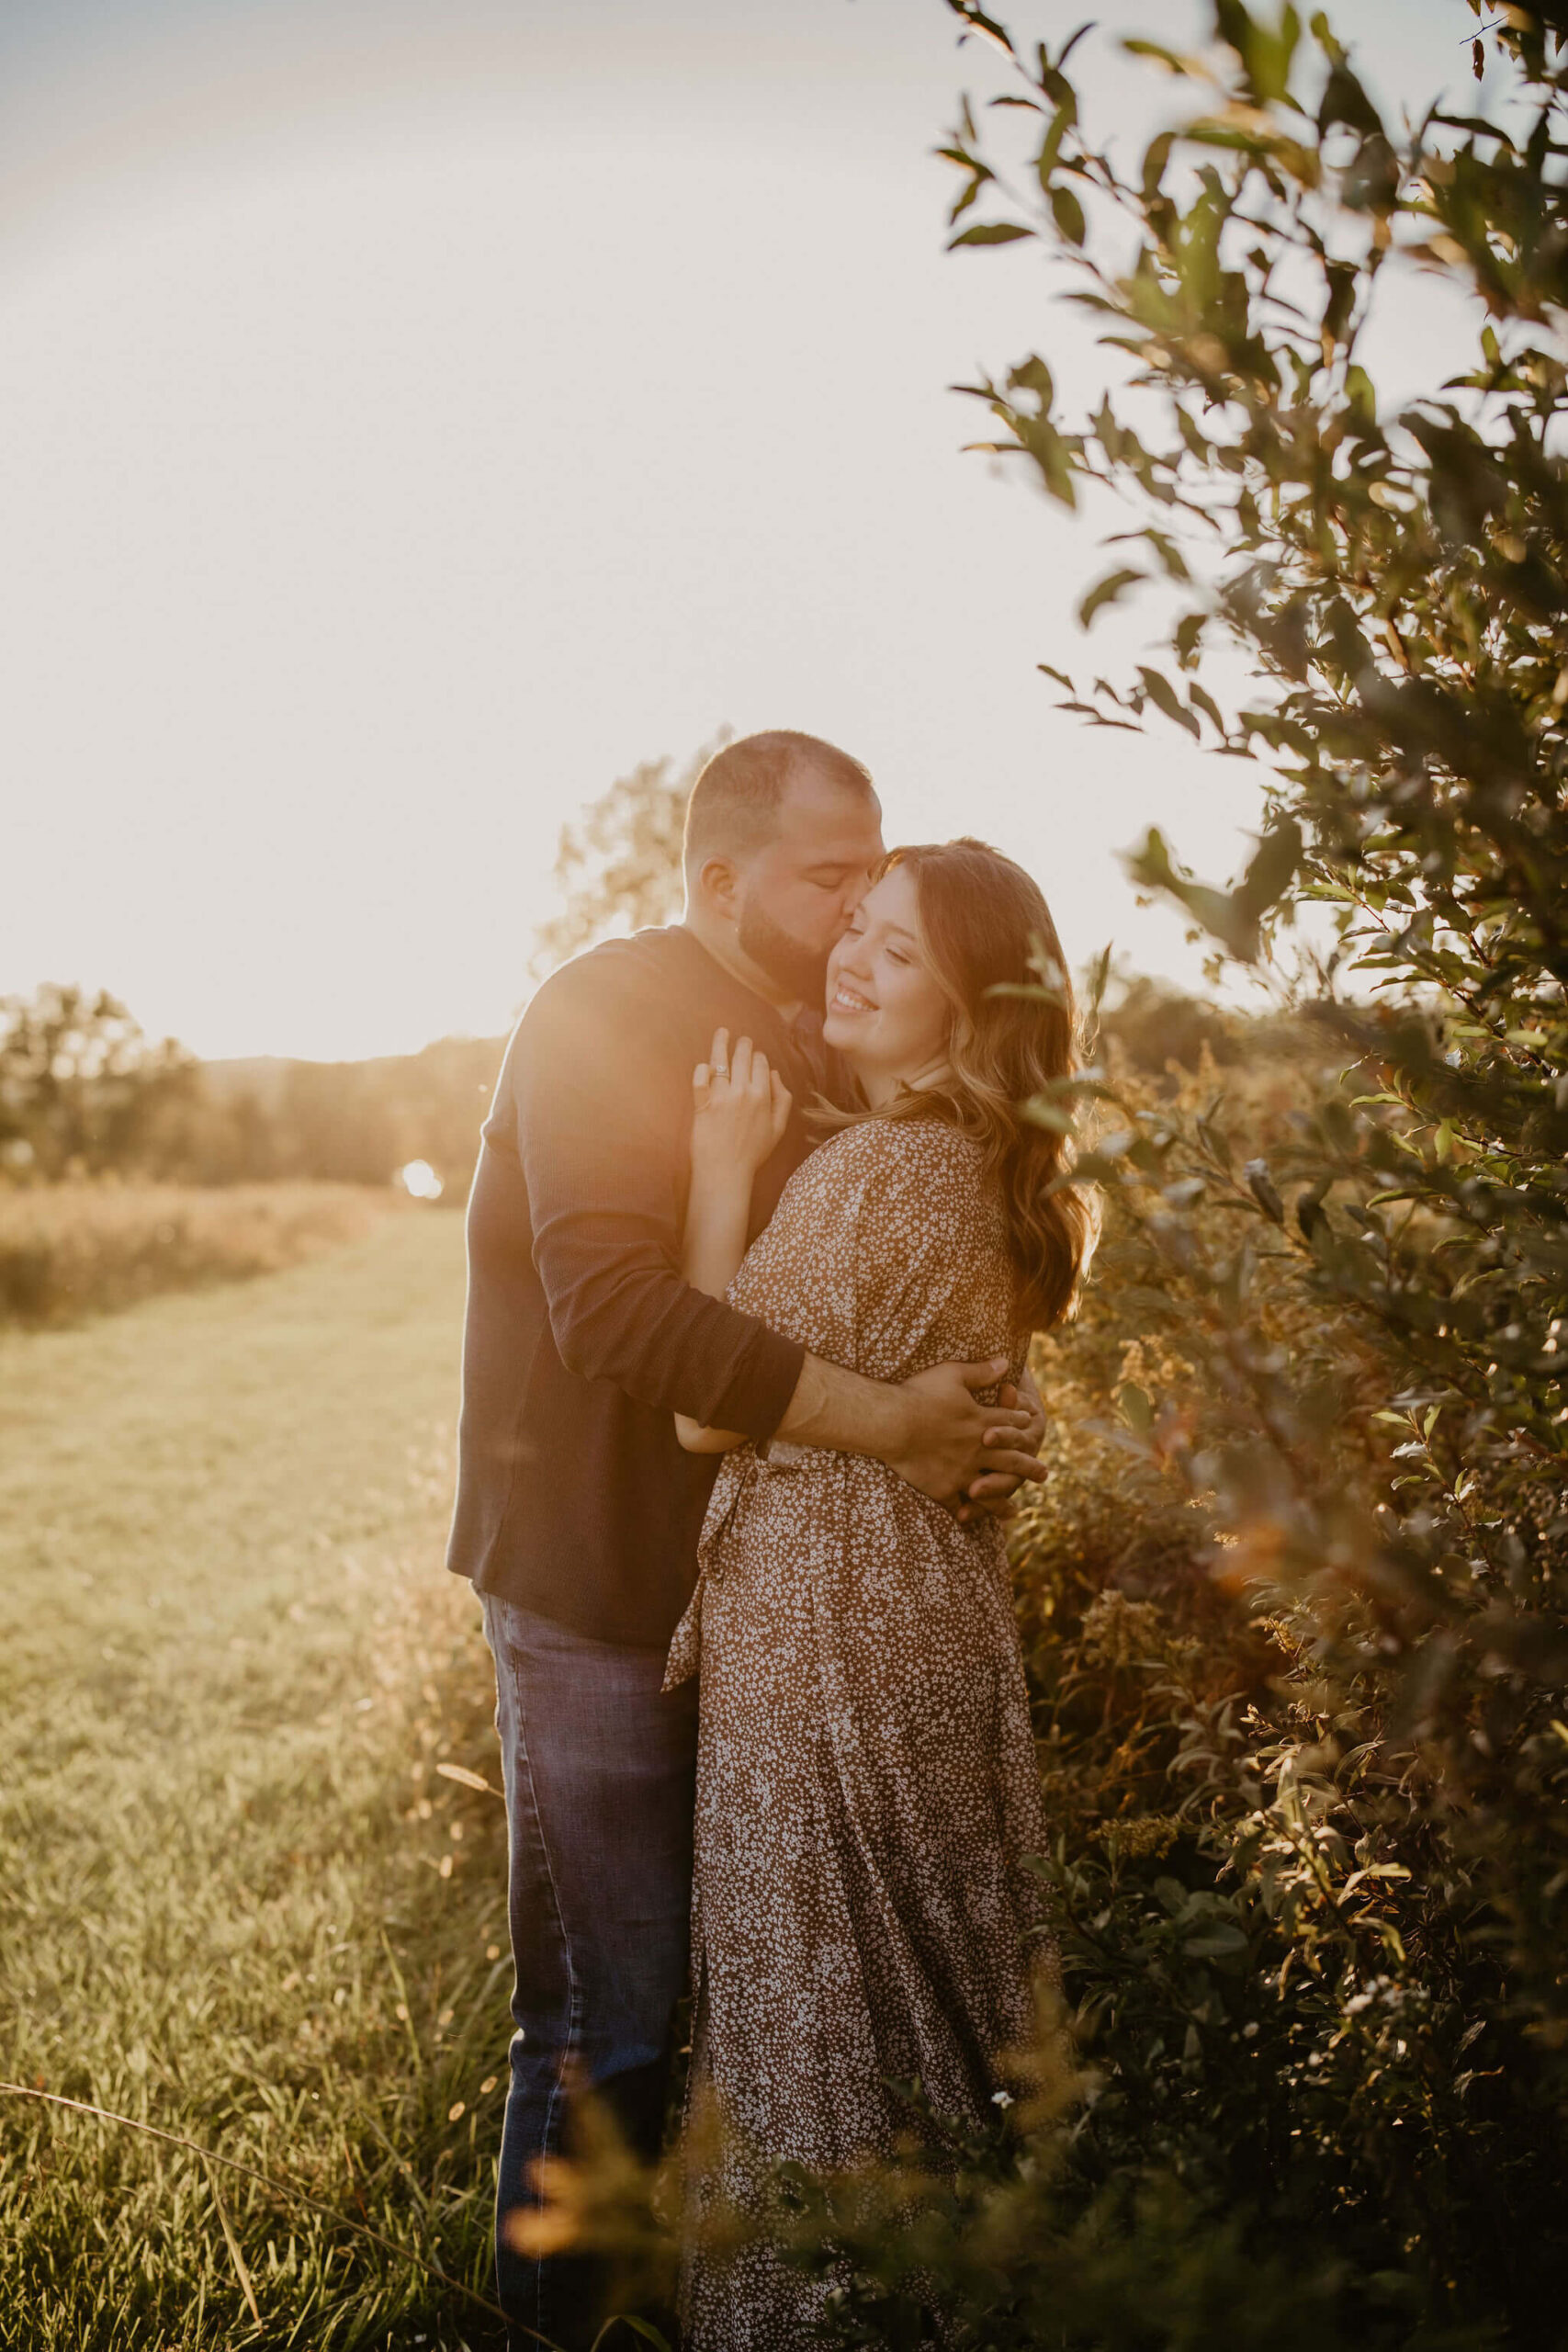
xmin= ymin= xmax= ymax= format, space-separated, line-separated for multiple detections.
xmin=0 ymin=1182 xmax=399 ymax=1329
xmin=0 ymin=1216 xmax=515 ymax=2349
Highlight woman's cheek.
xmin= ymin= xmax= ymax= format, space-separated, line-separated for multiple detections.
xmin=900 ymin=967 xmax=947 ymax=1063
xmin=882 ymin=966 xmax=914 ymax=1048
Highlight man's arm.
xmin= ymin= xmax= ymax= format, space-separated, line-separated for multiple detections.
xmin=513 ymin=959 xmax=804 ymax=1438
xmin=676 ymin=1349 xmax=1043 ymax=1503
xmin=773 ymin=1351 xmax=1042 ymax=1507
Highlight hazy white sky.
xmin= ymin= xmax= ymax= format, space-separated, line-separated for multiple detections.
xmin=2 ymin=0 xmax=1495 ymax=1058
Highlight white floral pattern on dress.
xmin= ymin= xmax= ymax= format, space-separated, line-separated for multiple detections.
xmin=664 ymin=1117 xmax=1057 ymax=2350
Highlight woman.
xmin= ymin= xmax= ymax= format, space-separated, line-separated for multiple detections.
xmin=663 ymin=837 xmax=1097 ymax=2350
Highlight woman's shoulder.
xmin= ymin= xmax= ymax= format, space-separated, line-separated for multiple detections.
xmin=812 ymin=1113 xmax=987 ymax=1197
xmin=806 ymin=1116 xmax=1014 ymax=1326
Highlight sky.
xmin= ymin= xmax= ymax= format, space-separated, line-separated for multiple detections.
xmin=1 ymin=0 xmax=1501 ymax=1060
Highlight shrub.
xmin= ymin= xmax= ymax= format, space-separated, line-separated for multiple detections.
xmin=0 ymin=1182 xmax=395 ymax=1327
xmin=765 ymin=4 xmax=1568 ymax=2342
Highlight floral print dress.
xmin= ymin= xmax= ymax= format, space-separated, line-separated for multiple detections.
xmin=664 ymin=1115 xmax=1056 ymax=2350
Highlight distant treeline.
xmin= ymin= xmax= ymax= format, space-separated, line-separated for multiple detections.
xmin=0 ymin=985 xmax=504 ymax=1196
xmin=197 ymin=1036 xmax=505 ymax=1193
xmin=0 ymin=975 xmax=1288 ymax=1200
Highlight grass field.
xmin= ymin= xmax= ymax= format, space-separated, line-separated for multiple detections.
xmin=0 ymin=1211 xmax=520 ymax=2350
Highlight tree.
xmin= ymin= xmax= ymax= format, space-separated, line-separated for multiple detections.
xmin=0 ymin=984 xmax=198 ymax=1180
xmin=532 ymin=736 xmax=726 ymax=974
xmin=728 ymin=6 xmax=1568 ymax=2342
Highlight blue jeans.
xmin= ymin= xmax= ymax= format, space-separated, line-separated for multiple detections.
xmin=480 ymin=1594 xmax=698 ymax=2349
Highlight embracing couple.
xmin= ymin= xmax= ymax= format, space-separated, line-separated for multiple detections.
xmin=446 ymin=731 xmax=1096 ymax=2350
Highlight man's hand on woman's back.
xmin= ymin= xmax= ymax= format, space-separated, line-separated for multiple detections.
xmin=884 ymin=1358 xmax=1044 ymax=1510
xmin=774 ymin=1351 xmax=1044 ymax=1511
xmin=955 ymin=1369 xmax=1047 ymax=1524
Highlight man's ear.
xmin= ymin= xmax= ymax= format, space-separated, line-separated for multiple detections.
xmin=693 ymin=854 xmax=741 ymax=927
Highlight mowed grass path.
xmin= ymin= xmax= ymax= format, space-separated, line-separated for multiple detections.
xmin=0 ymin=1215 xmax=517 ymax=2351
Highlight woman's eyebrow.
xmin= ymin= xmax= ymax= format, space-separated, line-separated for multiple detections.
xmin=852 ymin=915 xmax=917 ymax=942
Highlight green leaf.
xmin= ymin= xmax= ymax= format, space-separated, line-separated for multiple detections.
xmin=1190 ymin=681 xmax=1226 ymax=734
xmin=1117 ymin=1381 xmax=1155 ymax=1437
xmin=1008 ymin=355 xmax=1055 ymax=404
xmin=1344 ymin=364 xmax=1377 ymax=424
xmin=950 ymin=0 xmax=1018 ymax=56
xmin=949 ymin=220 xmax=1034 ymax=248
xmin=1127 ymin=820 xmax=1295 ymax=963
xmin=1297 ymin=1173 xmax=1332 ymax=1239
xmin=1142 ymin=130 xmax=1176 ymax=203
xmin=1078 ymin=568 xmax=1145 ymax=628
xmin=1138 ymin=664 xmax=1202 ymax=737
xmin=1122 ymin=37 xmax=1201 ymax=73
xmin=1037 ymin=95 xmax=1077 ymax=187
xmin=1235 ymin=814 xmax=1303 ymax=927
xmin=1050 ymin=184 xmax=1088 ymax=247
xmin=949 ymin=173 xmax=990 ymax=227
xmin=1244 ymin=1157 xmax=1286 ymax=1223
xmin=1184 ymin=1923 xmax=1249 ymax=1956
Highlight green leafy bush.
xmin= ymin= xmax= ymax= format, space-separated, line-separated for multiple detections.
xmin=779 ymin=6 xmax=1568 ymax=2344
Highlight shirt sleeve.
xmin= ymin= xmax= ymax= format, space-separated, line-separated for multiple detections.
xmin=508 ymin=951 xmax=806 ymax=1437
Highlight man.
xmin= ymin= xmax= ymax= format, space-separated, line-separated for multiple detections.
xmin=446 ymin=730 xmax=1045 ymax=2347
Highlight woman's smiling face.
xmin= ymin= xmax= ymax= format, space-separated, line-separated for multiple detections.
xmin=822 ymin=863 xmax=953 ymax=1102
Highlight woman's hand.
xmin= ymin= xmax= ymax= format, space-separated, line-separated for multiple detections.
xmin=691 ymin=1028 xmax=792 ymax=1182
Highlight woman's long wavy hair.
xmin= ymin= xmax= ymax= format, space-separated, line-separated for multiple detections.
xmin=817 ymin=838 xmax=1099 ymax=1332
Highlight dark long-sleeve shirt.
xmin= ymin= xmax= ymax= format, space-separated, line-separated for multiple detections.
xmin=446 ymin=925 xmax=849 ymax=1646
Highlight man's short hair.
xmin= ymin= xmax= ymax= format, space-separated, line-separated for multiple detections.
xmin=682 ymin=730 xmax=875 ymax=868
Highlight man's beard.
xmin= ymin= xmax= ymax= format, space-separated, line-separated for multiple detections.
xmin=737 ymin=903 xmax=832 ymax=1008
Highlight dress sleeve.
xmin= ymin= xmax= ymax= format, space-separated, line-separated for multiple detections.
xmin=845 ymin=1121 xmax=1017 ymax=1381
